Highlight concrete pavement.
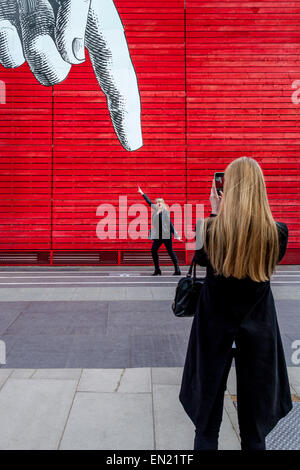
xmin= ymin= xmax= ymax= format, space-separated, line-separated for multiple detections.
xmin=0 ymin=366 xmax=299 ymax=450
xmin=0 ymin=265 xmax=299 ymax=450
xmin=0 ymin=265 xmax=299 ymax=368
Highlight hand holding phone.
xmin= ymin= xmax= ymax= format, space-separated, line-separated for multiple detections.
xmin=214 ymin=172 xmax=224 ymax=196
xmin=210 ymin=173 xmax=224 ymax=214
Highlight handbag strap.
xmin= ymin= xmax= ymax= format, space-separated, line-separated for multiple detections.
xmin=187 ymin=260 xmax=197 ymax=279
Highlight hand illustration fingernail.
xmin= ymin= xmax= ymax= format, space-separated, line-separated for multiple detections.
xmin=55 ymin=0 xmax=90 ymax=64
xmin=72 ymin=37 xmax=85 ymax=61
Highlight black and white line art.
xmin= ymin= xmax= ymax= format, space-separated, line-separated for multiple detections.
xmin=0 ymin=0 xmax=143 ymax=151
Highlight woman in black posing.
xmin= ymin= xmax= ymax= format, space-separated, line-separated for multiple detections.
xmin=179 ymin=156 xmax=292 ymax=450
xmin=138 ymin=186 xmax=181 ymax=275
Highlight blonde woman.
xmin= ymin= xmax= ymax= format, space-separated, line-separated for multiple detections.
xmin=179 ymin=157 xmax=292 ymax=450
xmin=138 ymin=186 xmax=181 ymax=275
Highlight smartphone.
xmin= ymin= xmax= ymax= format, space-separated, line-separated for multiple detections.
xmin=214 ymin=172 xmax=224 ymax=196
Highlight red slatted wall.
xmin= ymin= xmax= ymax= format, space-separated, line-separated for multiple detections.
xmin=187 ymin=1 xmax=300 ymax=263
xmin=0 ymin=0 xmax=299 ymax=263
xmin=53 ymin=0 xmax=185 ymax=252
xmin=0 ymin=71 xmax=52 ymax=250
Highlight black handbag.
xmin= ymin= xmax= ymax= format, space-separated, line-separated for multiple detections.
xmin=172 ymin=260 xmax=206 ymax=317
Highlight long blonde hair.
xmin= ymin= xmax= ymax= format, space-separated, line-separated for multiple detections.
xmin=203 ymin=157 xmax=279 ymax=282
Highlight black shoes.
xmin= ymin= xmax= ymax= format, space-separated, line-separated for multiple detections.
xmin=152 ymin=267 xmax=181 ymax=275
xmin=173 ymin=266 xmax=181 ymax=275
xmin=152 ymin=268 xmax=162 ymax=276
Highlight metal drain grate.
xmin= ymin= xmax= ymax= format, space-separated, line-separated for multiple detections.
xmin=122 ymin=251 xmax=169 ymax=265
xmin=266 ymin=403 xmax=300 ymax=450
xmin=0 ymin=251 xmax=50 ymax=265
xmin=52 ymin=251 xmax=118 ymax=265
xmin=233 ymin=402 xmax=300 ymax=450
xmin=122 ymin=250 xmax=186 ymax=265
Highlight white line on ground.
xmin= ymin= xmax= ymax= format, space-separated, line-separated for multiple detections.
xmin=0 ymin=274 xmax=298 ymax=279
xmin=0 ymin=270 xmax=299 ymax=274
xmin=0 ymin=281 xmax=299 ymax=285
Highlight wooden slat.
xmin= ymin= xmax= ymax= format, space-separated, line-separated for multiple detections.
xmin=186 ymin=0 xmax=300 ymax=259
xmin=0 ymin=0 xmax=299 ymax=258
xmin=51 ymin=0 xmax=186 ymax=250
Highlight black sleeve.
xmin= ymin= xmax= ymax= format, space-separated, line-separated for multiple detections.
xmin=170 ymin=218 xmax=180 ymax=238
xmin=192 ymin=214 xmax=217 ymax=267
xmin=170 ymin=220 xmax=175 ymax=235
xmin=142 ymin=193 xmax=154 ymax=207
xmin=276 ymin=222 xmax=289 ymax=264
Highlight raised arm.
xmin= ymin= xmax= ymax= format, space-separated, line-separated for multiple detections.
xmin=138 ymin=186 xmax=154 ymax=207
xmin=143 ymin=193 xmax=154 ymax=207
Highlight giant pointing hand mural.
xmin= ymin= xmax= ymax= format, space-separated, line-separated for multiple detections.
xmin=0 ymin=0 xmax=143 ymax=151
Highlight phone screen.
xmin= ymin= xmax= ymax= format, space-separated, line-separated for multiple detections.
xmin=214 ymin=172 xmax=224 ymax=196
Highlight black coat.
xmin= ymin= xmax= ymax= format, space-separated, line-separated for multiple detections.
xmin=142 ymin=193 xmax=179 ymax=240
xmin=179 ymin=215 xmax=293 ymax=439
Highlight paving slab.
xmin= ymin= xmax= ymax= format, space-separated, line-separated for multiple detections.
xmin=152 ymin=367 xmax=183 ymax=385
xmin=0 ymin=369 xmax=12 ymax=389
xmin=60 ymin=392 xmax=154 ymax=450
xmin=0 ymin=378 xmax=77 ymax=450
xmin=118 ymin=368 xmax=151 ymax=393
xmin=10 ymin=369 xmax=36 ymax=379
xmin=0 ymin=287 xmax=178 ymax=302
xmin=78 ymin=368 xmax=151 ymax=393
xmin=0 ymin=288 xmax=52 ymax=301
xmin=223 ymin=395 xmax=240 ymax=437
xmin=152 ymin=384 xmax=195 ymax=450
xmin=152 ymin=383 xmax=240 ymax=450
xmin=218 ymin=409 xmax=241 ymax=450
xmin=226 ymin=368 xmax=237 ymax=395
xmin=272 ymin=286 xmax=300 ymax=300
xmin=288 ymin=367 xmax=300 ymax=395
xmin=78 ymin=369 xmax=124 ymax=392
xmin=288 ymin=367 xmax=300 ymax=386
xmin=71 ymin=288 xmax=103 ymax=301
xmin=31 ymin=369 xmax=82 ymax=380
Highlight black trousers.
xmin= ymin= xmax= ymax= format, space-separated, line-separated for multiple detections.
xmin=194 ymin=349 xmax=266 ymax=451
xmin=151 ymin=238 xmax=179 ymax=270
